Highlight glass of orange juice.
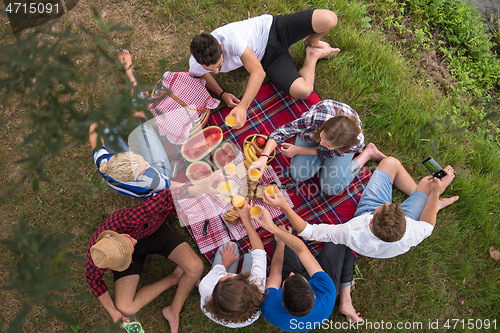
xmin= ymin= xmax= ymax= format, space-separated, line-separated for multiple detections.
xmin=250 ymin=206 xmax=262 ymax=218
xmin=224 ymin=162 xmax=237 ymax=175
xmin=217 ymin=181 xmax=231 ymax=194
xmin=225 ymin=115 xmax=237 ymax=127
xmin=249 ymin=169 xmax=261 ymax=181
xmin=232 ymin=195 xmax=245 ymax=208
xmin=266 ymin=185 xmax=277 ymax=198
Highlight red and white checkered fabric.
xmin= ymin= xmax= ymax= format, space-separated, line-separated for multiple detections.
xmin=148 ymin=72 xmax=220 ymax=145
xmin=179 ymin=164 xmax=293 ymax=253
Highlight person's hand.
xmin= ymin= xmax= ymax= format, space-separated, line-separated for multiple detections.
xmin=220 ymin=243 xmax=239 ymax=268
xmin=192 ymin=168 xmax=234 ymax=194
xmin=235 ymin=199 xmax=251 ymax=220
xmin=229 ymin=105 xmax=247 ymax=129
xmin=110 ymin=309 xmax=126 ymax=324
xmin=118 ymin=49 xmax=133 ymax=69
xmin=275 ymin=224 xmax=292 ymax=247
xmin=248 ymin=156 xmax=267 ymax=177
xmin=222 ymin=92 xmax=240 ymax=108
xmin=251 ymin=205 xmax=276 ymax=231
xmin=263 ymin=187 xmax=288 ymax=209
xmin=280 ymin=143 xmax=300 ymax=158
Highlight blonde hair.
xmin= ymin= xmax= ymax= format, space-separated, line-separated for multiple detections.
xmin=312 ymin=114 xmax=361 ymax=153
xmin=99 ymin=152 xmax=142 ymax=182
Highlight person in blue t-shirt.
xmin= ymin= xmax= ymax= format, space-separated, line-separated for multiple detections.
xmin=254 ymin=202 xmax=362 ymax=332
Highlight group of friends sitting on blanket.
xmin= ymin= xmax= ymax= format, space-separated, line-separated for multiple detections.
xmin=85 ymin=8 xmax=460 ymax=333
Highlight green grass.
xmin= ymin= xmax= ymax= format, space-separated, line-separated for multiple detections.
xmin=1 ymin=0 xmax=500 ymax=332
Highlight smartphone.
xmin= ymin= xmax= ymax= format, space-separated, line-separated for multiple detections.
xmin=421 ymin=157 xmax=447 ymax=179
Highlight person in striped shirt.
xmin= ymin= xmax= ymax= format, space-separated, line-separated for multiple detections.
xmin=89 ymin=122 xmax=226 ymax=199
xmin=249 ymin=100 xmax=386 ymax=195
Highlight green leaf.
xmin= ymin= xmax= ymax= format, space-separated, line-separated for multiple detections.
xmin=45 ymin=305 xmax=78 ymax=326
xmin=93 ymin=36 xmax=109 ymax=51
xmin=482 ymin=111 xmax=500 ymax=123
xmin=32 ymin=177 xmax=39 ymax=193
xmin=430 ymin=139 xmax=437 ymax=155
xmin=417 ymin=128 xmax=431 ymax=139
xmin=6 ymin=303 xmax=32 ymax=333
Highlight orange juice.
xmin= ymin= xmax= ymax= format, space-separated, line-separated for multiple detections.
xmin=225 ymin=115 xmax=237 ymax=127
xmin=266 ymin=185 xmax=277 ymax=198
xmin=232 ymin=195 xmax=245 ymax=208
xmin=224 ymin=162 xmax=236 ymax=175
xmin=250 ymin=206 xmax=262 ymax=217
xmin=249 ymin=169 xmax=261 ymax=181
xmin=217 ymin=181 xmax=230 ymax=194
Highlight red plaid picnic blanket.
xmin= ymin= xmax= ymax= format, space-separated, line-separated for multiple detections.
xmin=185 ymin=82 xmax=371 ymax=265
xmin=148 ymin=72 xmax=220 ymax=145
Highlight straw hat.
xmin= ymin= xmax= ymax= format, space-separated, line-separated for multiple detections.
xmin=90 ymin=230 xmax=133 ymax=272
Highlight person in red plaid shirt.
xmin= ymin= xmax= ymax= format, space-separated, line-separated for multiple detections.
xmin=85 ymin=188 xmax=204 ymax=333
xmin=249 ymin=100 xmax=386 ymax=195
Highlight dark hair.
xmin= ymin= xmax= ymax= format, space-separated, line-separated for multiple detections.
xmin=190 ymin=33 xmax=222 ymax=66
xmin=203 ymin=272 xmax=265 ymax=324
xmin=282 ymin=274 xmax=315 ymax=317
xmin=372 ymin=203 xmax=407 ymax=242
xmin=312 ymin=114 xmax=361 ymax=153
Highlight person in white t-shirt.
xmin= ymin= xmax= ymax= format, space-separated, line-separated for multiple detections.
xmin=189 ymin=9 xmax=340 ymax=128
xmin=199 ymin=199 xmax=266 ymax=328
xmin=263 ymin=156 xmax=459 ymax=259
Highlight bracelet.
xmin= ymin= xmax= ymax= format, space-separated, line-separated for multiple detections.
xmin=260 ymin=154 xmax=270 ymax=161
xmin=219 ymin=90 xmax=226 ymax=99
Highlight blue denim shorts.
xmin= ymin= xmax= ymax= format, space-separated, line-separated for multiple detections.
xmin=354 ymin=170 xmax=428 ymax=220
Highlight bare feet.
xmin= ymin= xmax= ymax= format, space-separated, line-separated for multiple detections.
xmin=339 ymin=301 xmax=363 ymax=323
xmin=437 ymin=196 xmax=459 ymax=211
xmin=303 ymin=38 xmax=332 ymax=49
xmin=306 ymin=45 xmax=341 ymax=61
xmin=364 ymin=143 xmax=387 ymax=161
xmin=162 ymin=306 xmax=179 ymax=333
xmin=118 ymin=49 xmax=132 ymax=69
xmin=441 ymin=165 xmax=455 ymax=187
xmin=338 ymin=286 xmax=363 ymax=323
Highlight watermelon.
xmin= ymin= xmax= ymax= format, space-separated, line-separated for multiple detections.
xmin=213 ymin=142 xmax=237 ymax=169
xmin=181 ymin=126 xmax=223 ymax=162
xmin=185 ymin=161 xmax=213 ymax=182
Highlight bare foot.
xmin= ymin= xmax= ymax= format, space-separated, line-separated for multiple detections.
xmin=441 ymin=165 xmax=455 ymax=187
xmin=339 ymin=302 xmax=363 ymax=323
xmin=196 ymin=279 xmax=201 ymax=288
xmin=162 ymin=306 xmax=179 ymax=333
xmin=303 ymin=38 xmax=331 ymax=49
xmin=306 ymin=45 xmax=341 ymax=60
xmin=338 ymin=286 xmax=363 ymax=323
xmin=437 ymin=196 xmax=459 ymax=211
xmin=364 ymin=143 xmax=386 ymax=161
xmin=118 ymin=49 xmax=132 ymax=68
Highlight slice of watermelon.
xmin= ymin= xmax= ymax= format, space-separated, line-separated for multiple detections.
xmin=185 ymin=161 xmax=213 ymax=182
xmin=213 ymin=142 xmax=237 ymax=168
xmin=181 ymin=126 xmax=223 ymax=162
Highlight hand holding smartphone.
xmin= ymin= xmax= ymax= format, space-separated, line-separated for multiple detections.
xmin=421 ymin=156 xmax=447 ymax=179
